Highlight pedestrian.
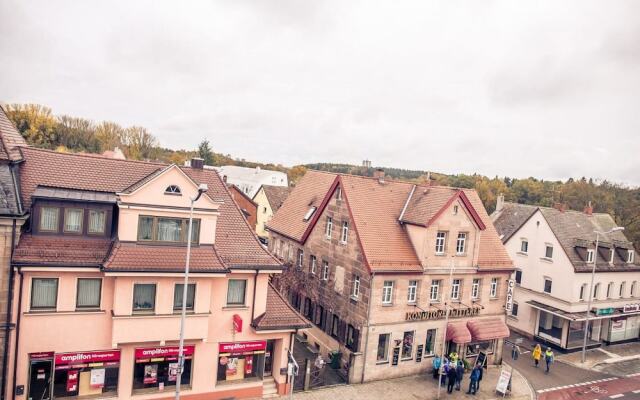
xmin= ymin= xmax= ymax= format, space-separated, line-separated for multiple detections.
xmin=455 ymin=360 xmax=464 ymax=391
xmin=433 ymin=355 xmax=441 ymax=379
xmin=449 ymin=350 xmax=458 ymax=365
xmin=544 ymin=347 xmax=554 ymax=374
xmin=440 ymin=358 xmax=449 ymax=387
xmin=476 ymin=362 xmax=483 ymax=391
xmin=532 ymin=344 xmax=542 ymax=368
xmin=446 ymin=363 xmax=457 ymax=393
xmin=511 ymin=343 xmax=521 ymax=360
xmin=467 ymin=364 xmax=480 ymax=395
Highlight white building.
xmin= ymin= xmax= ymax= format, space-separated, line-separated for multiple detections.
xmin=492 ymin=196 xmax=640 ymax=351
xmin=209 ymin=165 xmax=288 ymax=199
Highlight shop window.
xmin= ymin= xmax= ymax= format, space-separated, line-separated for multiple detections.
xmin=401 ymin=331 xmax=414 ymax=359
xmin=456 ymin=233 xmax=467 ymax=254
xmin=376 ymin=334 xmax=390 ymax=363
xmin=53 ymin=350 xmax=120 ymax=398
xmin=512 ymin=302 xmax=519 ymax=317
xmin=76 ymin=278 xmax=101 ymax=309
xmin=217 ymin=342 xmax=266 ymax=383
xmin=88 ymin=210 xmax=106 ymax=234
xmin=134 ymin=346 xmax=193 ymax=393
xmin=173 ymin=283 xmax=195 ymax=311
xmin=31 ymin=278 xmax=58 ymax=310
xmin=227 ymin=279 xmax=247 ymax=306
xmin=545 ymin=245 xmax=554 ymax=259
xmin=471 ymin=279 xmax=480 ymax=300
xmin=425 ymin=329 xmax=436 ymax=356
xmin=40 ymin=206 xmax=60 ymax=232
xmin=407 ymin=280 xmax=418 ymax=303
xmin=466 ymin=340 xmax=494 ymax=357
xmin=543 ymin=278 xmax=552 ymax=294
xmin=133 ymin=284 xmax=156 ymax=313
xmin=325 ymin=216 xmax=333 ymax=238
xmin=430 ymin=280 xmax=440 ymax=302
xmin=490 ymin=278 xmax=498 ymax=298
xmin=310 ymin=255 xmax=317 ymax=274
xmin=451 ymin=279 xmax=461 ymax=300
xmin=314 ymin=305 xmax=324 ymax=327
xmin=382 ymin=281 xmax=393 ymax=304
xmin=514 ymin=270 xmax=522 ymax=285
xmin=520 ymin=239 xmax=528 ymax=253
xmin=435 ymin=232 xmax=446 ymax=254
xmin=64 ymin=208 xmax=84 ymax=233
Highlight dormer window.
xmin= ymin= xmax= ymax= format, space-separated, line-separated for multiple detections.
xmin=609 ymin=248 xmax=615 ymax=264
xmin=586 ymin=249 xmax=595 ymax=263
xmin=165 ymin=185 xmax=182 ymax=195
xmin=303 ymin=206 xmax=317 ymax=222
xmin=64 ymin=208 xmax=83 ymax=233
xmin=40 ymin=207 xmax=60 ymax=232
xmin=627 ymin=250 xmax=635 ymax=264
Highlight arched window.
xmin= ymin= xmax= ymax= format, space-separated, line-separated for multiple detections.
xmin=165 ymin=185 xmax=181 ymax=195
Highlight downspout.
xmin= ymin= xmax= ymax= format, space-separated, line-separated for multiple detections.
xmin=360 ymin=271 xmax=375 ymax=384
xmin=1 ymin=220 xmax=16 ymax=400
xmin=251 ymin=269 xmax=258 ymax=321
xmin=11 ymin=266 xmax=23 ymax=400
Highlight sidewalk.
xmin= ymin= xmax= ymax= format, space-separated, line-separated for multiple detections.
xmin=556 ymin=341 xmax=640 ymax=376
xmin=292 ymin=364 xmax=532 ymax=400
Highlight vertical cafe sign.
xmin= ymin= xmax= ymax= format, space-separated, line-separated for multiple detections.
xmin=505 ymin=279 xmax=515 ymax=314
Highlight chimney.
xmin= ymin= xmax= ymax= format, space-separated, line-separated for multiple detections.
xmin=584 ymin=201 xmax=593 ymax=216
xmin=373 ymin=168 xmax=385 ymax=184
xmin=553 ymin=202 xmax=566 ymax=213
xmin=191 ymin=157 xmax=204 ymax=169
xmin=496 ymin=193 xmax=505 ymax=213
xmin=222 ymin=175 xmax=227 ymax=183
xmin=255 ymin=166 xmax=261 ymax=174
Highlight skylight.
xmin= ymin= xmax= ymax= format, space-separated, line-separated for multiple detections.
xmin=303 ymin=206 xmax=317 ymax=221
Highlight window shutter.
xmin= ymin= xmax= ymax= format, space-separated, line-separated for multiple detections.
xmin=352 ymin=328 xmax=360 ymax=352
xmin=339 ymin=320 xmax=346 ymax=343
xmin=325 ymin=312 xmax=332 ymax=334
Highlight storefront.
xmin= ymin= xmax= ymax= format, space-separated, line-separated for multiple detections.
xmin=133 ymin=345 xmax=194 ymax=393
xmin=602 ymin=304 xmax=640 ymax=344
xmin=217 ymin=341 xmax=266 ymax=383
xmin=27 ymin=352 xmax=55 ymax=400
xmin=53 ymin=350 xmax=120 ymax=398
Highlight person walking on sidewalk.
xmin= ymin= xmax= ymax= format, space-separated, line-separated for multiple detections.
xmin=467 ymin=364 xmax=481 ymax=395
xmin=544 ymin=348 xmax=554 ymax=374
xmin=446 ymin=363 xmax=457 ymax=393
xmin=511 ymin=343 xmax=521 ymax=360
xmin=532 ymin=344 xmax=542 ymax=368
xmin=433 ymin=355 xmax=441 ymax=379
xmin=455 ymin=360 xmax=464 ymax=391
xmin=476 ymin=362 xmax=483 ymax=391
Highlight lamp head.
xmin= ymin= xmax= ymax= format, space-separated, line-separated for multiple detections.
xmin=610 ymin=227 xmax=624 ymax=233
xmin=197 ymin=183 xmax=208 ymax=194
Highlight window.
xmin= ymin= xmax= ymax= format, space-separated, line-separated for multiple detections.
xmin=407 ymin=280 xmax=418 ymax=303
xmin=64 ymin=208 xmax=83 ymax=233
xmin=435 ymin=232 xmax=446 ymax=254
xmin=619 ymin=282 xmax=626 ymax=298
xmin=331 ymin=315 xmax=339 ymax=337
xmin=227 ymin=279 xmax=247 ymax=306
xmin=310 ymin=255 xmax=317 ymax=274
xmin=303 ymin=206 xmax=317 ymax=221
xmin=322 ymin=261 xmax=329 ymax=281
xmin=336 ymin=186 xmax=342 ymax=200
xmin=135 ymin=346 xmax=193 ymax=392
xmin=579 ymin=284 xmax=587 ymax=301
xmin=451 ymin=279 xmax=461 ymax=300
xmin=31 ymin=278 xmax=58 ymax=310
xmin=76 ymin=278 xmax=101 ymax=309
xmin=377 ymin=334 xmax=390 ymax=362
xmin=325 ymin=216 xmax=333 ymax=238
xmin=587 ymin=249 xmax=595 ymax=263
xmin=401 ymin=331 xmax=414 ymax=359
xmin=425 ymin=329 xmax=437 ymax=356
xmin=346 ymin=325 xmax=357 ymax=351
xmin=303 ymin=298 xmax=312 ymax=319
xmin=607 ymin=282 xmax=614 ymax=298
xmin=297 ymin=249 xmax=304 ymax=269
xmin=340 ymin=221 xmax=349 ymax=243
xmin=40 ymin=206 xmax=59 ymax=232
xmin=173 ymin=283 xmax=196 ymax=310
xmin=593 ymin=283 xmax=600 ymax=299
xmin=632 ymin=281 xmax=637 ymax=297
xmin=490 ymin=278 xmax=498 ymax=298
xmin=609 ymin=249 xmax=615 ymax=264
xmin=263 ymin=206 xmax=267 ymax=214
xmin=137 ymin=216 xmax=200 ymax=243
xmin=628 ymin=250 xmax=635 ymax=263
xmin=545 ymin=245 xmax=554 ymax=259
xmin=133 ymin=283 xmax=156 ymax=312
xmin=165 ymin=185 xmax=181 ymax=194
xmin=88 ymin=210 xmax=106 ymax=234
xmin=456 ymin=233 xmax=467 ymax=254
xmin=314 ymin=305 xmax=324 ymax=326
xmin=520 ymin=239 xmax=528 ymax=253
xmin=382 ymin=281 xmax=393 ymax=304
xmin=352 ymin=275 xmax=361 ymax=299
xmin=515 ymin=270 xmax=522 ymax=285
xmin=471 ymin=279 xmax=480 ymax=300
xmin=430 ymin=280 xmax=440 ymax=301
xmin=543 ymin=278 xmax=552 ymax=294
xmin=512 ymin=302 xmax=519 ymax=316
xmin=453 ymin=205 xmax=459 ymax=215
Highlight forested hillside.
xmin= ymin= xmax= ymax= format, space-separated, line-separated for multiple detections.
xmin=5 ymin=103 xmax=639 ymax=250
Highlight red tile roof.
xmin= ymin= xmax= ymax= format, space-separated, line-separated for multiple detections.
xmin=0 ymin=105 xmax=27 ymax=162
xmin=18 ymin=147 xmax=280 ymax=270
xmin=13 ymin=235 xmax=112 ymax=267
xmin=252 ymin=283 xmax=310 ymax=331
xmin=104 ymin=241 xmax=226 ymax=272
xmin=260 ymin=185 xmax=292 ymax=213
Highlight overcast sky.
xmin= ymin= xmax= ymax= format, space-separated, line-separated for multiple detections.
xmin=1 ymin=1 xmax=639 ymax=185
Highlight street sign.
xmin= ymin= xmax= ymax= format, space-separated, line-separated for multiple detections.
xmin=505 ymin=279 xmax=515 ymax=314
xmin=495 ymin=367 xmax=512 ymax=395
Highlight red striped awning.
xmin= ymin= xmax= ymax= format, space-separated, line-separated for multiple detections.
xmin=446 ymin=322 xmax=472 ymax=344
xmin=466 ymin=318 xmax=510 ymax=341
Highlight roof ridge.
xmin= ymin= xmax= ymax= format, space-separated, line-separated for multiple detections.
xmin=23 ymin=147 xmax=167 ymax=167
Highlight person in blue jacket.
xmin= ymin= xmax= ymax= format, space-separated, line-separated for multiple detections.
xmin=432 ymin=355 xmax=441 ymax=379
xmin=467 ymin=363 xmax=481 ymax=395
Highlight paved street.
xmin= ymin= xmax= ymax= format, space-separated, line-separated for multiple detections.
xmin=537 ymin=374 xmax=640 ymax=400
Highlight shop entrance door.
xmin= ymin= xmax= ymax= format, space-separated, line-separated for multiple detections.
xmin=28 ymin=359 xmax=53 ymax=400
xmin=264 ymin=340 xmax=275 ymax=376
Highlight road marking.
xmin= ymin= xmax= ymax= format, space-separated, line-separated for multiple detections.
xmin=632 ymin=390 xmax=640 ymax=394
xmin=627 ymin=373 xmax=640 ymax=378
xmin=608 ymin=394 xmax=624 ymax=399
xmin=536 ymin=377 xmax=619 ymax=393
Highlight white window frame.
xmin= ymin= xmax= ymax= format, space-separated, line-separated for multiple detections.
xmin=579 ymin=284 xmax=587 ymax=301
xmin=607 ymin=282 xmax=614 ymax=298
xmin=451 ymin=279 xmax=461 ymax=300
xmin=471 ymin=279 xmax=480 ymax=300
xmin=593 ymin=283 xmax=600 ymax=300
xmin=407 ymin=280 xmax=418 ymax=303
xmin=435 ymin=232 xmax=446 ymax=255
xmin=352 ymin=275 xmax=361 ymax=299
xmin=619 ymin=282 xmax=626 ymax=298
xmin=520 ymin=239 xmax=528 ymax=253
xmin=544 ymin=244 xmax=553 ymax=259
xmin=430 ymin=280 xmax=440 ymax=302
xmin=587 ymin=249 xmax=595 ymax=263
xmin=340 ymin=221 xmax=349 ymax=244
xmin=322 ymin=261 xmax=329 ymax=281
xmin=490 ymin=278 xmax=498 ymax=298
xmin=609 ymin=249 xmax=615 ymax=264
xmin=325 ymin=216 xmax=333 ymax=239
xmin=628 ymin=250 xmax=635 ymax=264
xmin=310 ymin=255 xmax=317 ymax=275
xmin=297 ymin=249 xmax=304 ymax=269
xmin=456 ymin=233 xmax=467 ymax=255
xmin=382 ymin=281 xmax=394 ymax=305
xmin=336 ymin=186 xmax=342 ymax=201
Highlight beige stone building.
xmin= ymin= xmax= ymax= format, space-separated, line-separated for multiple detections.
xmin=252 ymin=185 xmax=291 ymax=242
xmin=267 ymin=170 xmax=513 ymax=383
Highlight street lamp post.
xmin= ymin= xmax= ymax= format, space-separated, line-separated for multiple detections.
xmin=581 ymin=226 xmax=624 ymax=364
xmin=175 ymin=183 xmax=208 ymax=400
xmin=436 ymin=256 xmax=455 ymax=400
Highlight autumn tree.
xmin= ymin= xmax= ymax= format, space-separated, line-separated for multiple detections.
xmin=122 ymin=126 xmax=159 ymax=160
xmin=4 ymin=104 xmax=58 ymax=148
xmin=197 ymin=139 xmax=214 ymax=165
xmin=95 ymin=121 xmax=125 ymax=152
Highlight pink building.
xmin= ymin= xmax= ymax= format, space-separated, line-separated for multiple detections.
xmin=5 ymin=149 xmax=308 ymax=400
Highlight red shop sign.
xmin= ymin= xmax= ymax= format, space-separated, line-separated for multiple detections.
xmin=55 ymin=350 xmax=121 ymax=366
xmin=233 ymin=314 xmax=243 ymax=333
xmin=134 ymin=345 xmax=195 ymax=360
xmin=29 ymin=352 xmax=54 ymax=360
xmin=219 ymin=341 xmax=266 ymax=354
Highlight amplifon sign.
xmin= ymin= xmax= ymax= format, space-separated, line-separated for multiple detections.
xmin=623 ymin=303 xmax=640 ymax=313
xmin=219 ymin=341 xmax=266 ymax=355
xmin=55 ymin=350 xmax=120 ymax=365
xmin=134 ymin=345 xmax=195 ymax=361
xmin=405 ymin=306 xmax=481 ymax=321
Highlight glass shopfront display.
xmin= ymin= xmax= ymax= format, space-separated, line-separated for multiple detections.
xmin=217 ymin=341 xmax=266 ymax=383
xmin=466 ymin=340 xmax=494 ymax=358
xmin=52 ymin=350 xmax=120 ymax=398
xmin=28 ymin=352 xmax=54 ymax=400
xmin=133 ymin=346 xmax=194 ymax=393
